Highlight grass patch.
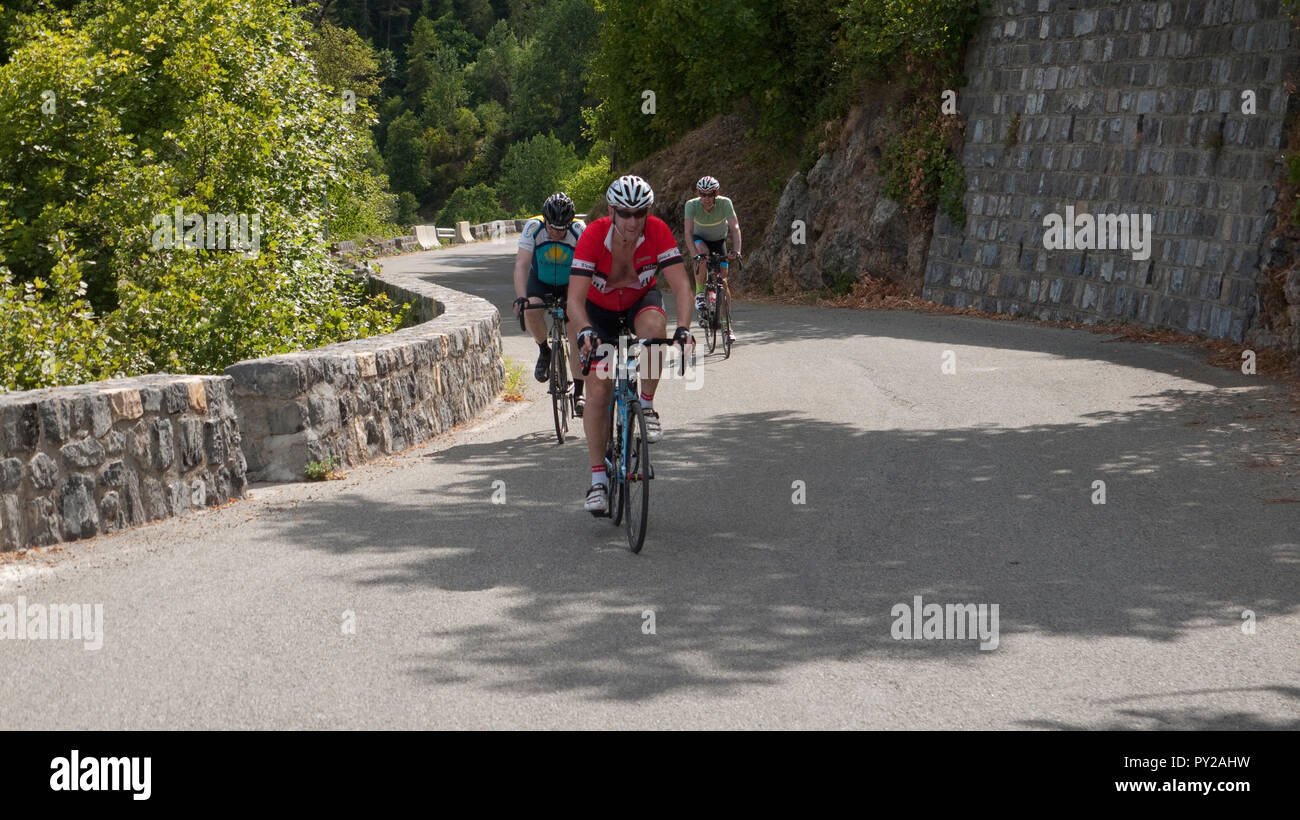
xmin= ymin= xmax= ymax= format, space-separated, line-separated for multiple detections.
xmin=304 ymin=455 xmax=344 ymax=481
xmin=503 ymin=357 xmax=526 ymax=401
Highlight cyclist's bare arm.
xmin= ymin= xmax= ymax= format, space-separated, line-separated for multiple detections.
xmin=512 ymin=248 xmax=532 ymax=311
xmin=683 ymin=217 xmax=698 ymax=276
xmin=659 ymin=261 xmax=695 ymax=334
xmin=727 ymin=215 xmax=742 ymax=257
xmin=567 ymin=276 xmax=595 ymax=353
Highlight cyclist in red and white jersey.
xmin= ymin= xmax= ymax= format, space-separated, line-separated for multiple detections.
xmin=569 ymin=175 xmax=696 ymax=514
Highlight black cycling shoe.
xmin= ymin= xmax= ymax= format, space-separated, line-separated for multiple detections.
xmin=534 ymin=345 xmax=551 ymax=382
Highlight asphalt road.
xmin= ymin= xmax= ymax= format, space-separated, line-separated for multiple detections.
xmin=2 ymin=240 xmax=1297 ymax=729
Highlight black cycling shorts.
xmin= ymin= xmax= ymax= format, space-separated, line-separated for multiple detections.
xmin=526 ymin=275 xmax=568 ymax=303
xmin=692 ymin=236 xmax=727 ymax=257
xmin=585 ymin=287 xmax=665 ymax=342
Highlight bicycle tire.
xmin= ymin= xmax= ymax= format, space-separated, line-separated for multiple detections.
xmin=608 ymin=401 xmax=624 ymax=526
xmin=705 ymin=283 xmax=718 ymax=354
xmin=720 ymin=286 xmax=733 ymax=360
xmin=550 ymin=335 xmax=568 ymax=444
xmin=624 ymin=401 xmax=650 ymax=553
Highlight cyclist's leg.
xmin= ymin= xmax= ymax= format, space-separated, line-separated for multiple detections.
xmin=523 ymin=274 xmax=549 ymax=346
xmin=525 ymin=275 xmax=552 ymax=381
xmin=557 ymin=284 xmax=584 ymax=407
xmin=692 ymin=237 xmax=711 ymax=296
xmin=582 ymin=300 xmax=618 ymax=507
xmin=631 ymin=291 xmax=668 ymax=443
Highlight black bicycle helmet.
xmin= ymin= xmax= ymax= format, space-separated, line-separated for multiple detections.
xmin=542 ymin=192 xmax=575 ymax=228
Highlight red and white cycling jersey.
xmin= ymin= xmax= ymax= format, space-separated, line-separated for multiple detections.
xmin=570 ymin=215 xmax=683 ymax=311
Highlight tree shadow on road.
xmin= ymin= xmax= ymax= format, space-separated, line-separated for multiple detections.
xmin=260 ymin=384 xmax=1299 ymax=726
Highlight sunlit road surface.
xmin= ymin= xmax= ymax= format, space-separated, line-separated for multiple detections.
xmin=2 ymin=241 xmax=1297 ymax=730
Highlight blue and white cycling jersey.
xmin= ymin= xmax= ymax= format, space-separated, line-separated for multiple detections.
xmin=518 ymin=217 xmax=586 ymax=286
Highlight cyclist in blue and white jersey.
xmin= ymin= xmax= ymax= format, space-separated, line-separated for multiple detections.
xmin=512 ymin=192 xmax=588 ymax=413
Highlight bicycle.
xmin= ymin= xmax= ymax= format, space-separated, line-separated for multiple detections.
xmin=518 ymin=294 xmax=576 ymax=444
xmin=580 ymin=321 xmax=685 ymax=553
xmin=693 ymin=252 xmax=737 ymax=359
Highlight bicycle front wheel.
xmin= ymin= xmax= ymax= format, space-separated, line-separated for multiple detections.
xmin=624 ymin=401 xmax=650 ymax=553
xmin=608 ymin=401 xmax=624 ymax=526
xmin=719 ymin=287 xmax=733 ymax=360
xmin=550 ymin=337 xmax=568 ymax=444
xmin=705 ymin=288 xmax=718 ymax=354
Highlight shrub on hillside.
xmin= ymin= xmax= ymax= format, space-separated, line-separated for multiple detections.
xmin=435 ymin=183 xmax=505 ymax=226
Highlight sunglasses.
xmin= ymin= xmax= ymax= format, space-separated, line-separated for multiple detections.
xmin=613 ymin=207 xmax=648 ymax=219
xmin=701 ymin=193 xmax=718 ymax=199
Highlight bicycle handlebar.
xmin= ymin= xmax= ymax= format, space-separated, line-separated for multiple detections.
xmin=515 ymin=297 xmax=565 ymax=331
xmin=580 ymin=336 xmax=687 ymax=378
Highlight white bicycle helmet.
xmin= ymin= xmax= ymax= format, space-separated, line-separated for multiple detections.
xmin=606 ymin=175 xmax=654 ymax=209
xmin=696 ymin=175 xmax=720 ymax=193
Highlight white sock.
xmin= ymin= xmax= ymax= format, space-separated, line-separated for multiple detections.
xmin=591 ymin=466 xmax=608 ymax=488
xmin=639 ymin=393 xmax=654 ymax=411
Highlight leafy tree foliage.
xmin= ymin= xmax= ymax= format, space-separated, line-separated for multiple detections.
xmin=510 ymin=0 xmax=599 ymax=146
xmin=0 ymin=236 xmax=139 ymax=392
xmin=497 ymin=134 xmax=581 ymax=216
xmin=0 ymin=0 xmax=404 ymax=388
xmin=435 ymin=182 xmax=504 ymax=225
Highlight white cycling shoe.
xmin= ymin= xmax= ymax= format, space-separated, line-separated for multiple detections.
xmin=585 ymin=483 xmax=608 ymax=514
xmin=643 ymin=410 xmax=663 ymax=443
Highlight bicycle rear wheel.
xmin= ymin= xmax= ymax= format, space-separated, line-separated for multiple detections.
xmin=719 ymin=287 xmax=733 ymax=360
xmin=624 ymin=401 xmax=650 ymax=553
xmin=550 ymin=336 xmax=568 ymax=444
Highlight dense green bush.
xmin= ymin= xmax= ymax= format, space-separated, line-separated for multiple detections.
xmin=587 ymin=0 xmax=983 ymax=178
xmin=559 ymin=155 xmax=614 ymax=219
xmin=0 ymin=237 xmax=140 ymax=392
xmin=112 ymin=253 xmax=407 ymax=375
xmin=839 ymin=0 xmax=984 ymax=83
xmin=497 ymin=134 xmax=582 ymax=216
xmin=436 ymin=183 xmax=505 ymax=225
xmin=881 ymin=100 xmax=967 ymax=227
xmin=0 ymin=0 xmax=406 ymax=390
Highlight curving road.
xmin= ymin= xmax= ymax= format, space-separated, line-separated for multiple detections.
xmin=2 ymin=240 xmax=1297 ymax=729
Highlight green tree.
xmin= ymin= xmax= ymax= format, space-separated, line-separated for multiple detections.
xmin=558 ymin=154 xmax=613 ymax=218
xmin=0 ymin=0 xmax=404 ymax=380
xmin=465 ymin=20 xmax=519 ymax=106
xmin=0 ymin=237 xmax=140 ymax=392
xmin=497 ymin=134 xmax=581 ymax=216
xmin=512 ymin=0 xmax=599 ymax=147
xmin=460 ymin=99 xmax=508 ymax=187
xmin=308 ymin=19 xmax=383 ymax=101
xmin=404 ymin=16 xmax=466 ymax=118
xmin=309 ymin=20 xmax=400 ymax=240
xmin=385 ymin=109 xmax=432 ymax=197
xmin=435 ymin=182 xmax=503 ymax=225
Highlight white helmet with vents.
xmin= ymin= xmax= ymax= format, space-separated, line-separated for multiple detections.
xmin=606 ymin=175 xmax=654 ymax=209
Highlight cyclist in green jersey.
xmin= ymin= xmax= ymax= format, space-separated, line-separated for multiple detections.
xmin=683 ymin=176 xmax=740 ymax=342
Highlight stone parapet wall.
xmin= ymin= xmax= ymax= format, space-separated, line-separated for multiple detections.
xmin=225 ymin=275 xmax=504 ymax=482
xmin=1 ymin=268 xmax=506 ymax=549
xmin=0 ymin=376 xmax=246 ymax=550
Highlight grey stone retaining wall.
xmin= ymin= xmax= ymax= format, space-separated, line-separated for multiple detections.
xmin=924 ymin=0 xmax=1298 ymax=341
xmin=0 ymin=376 xmax=246 ymax=550
xmin=224 ymin=274 xmax=504 ymax=483
xmin=0 ymin=271 xmax=506 ymax=548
